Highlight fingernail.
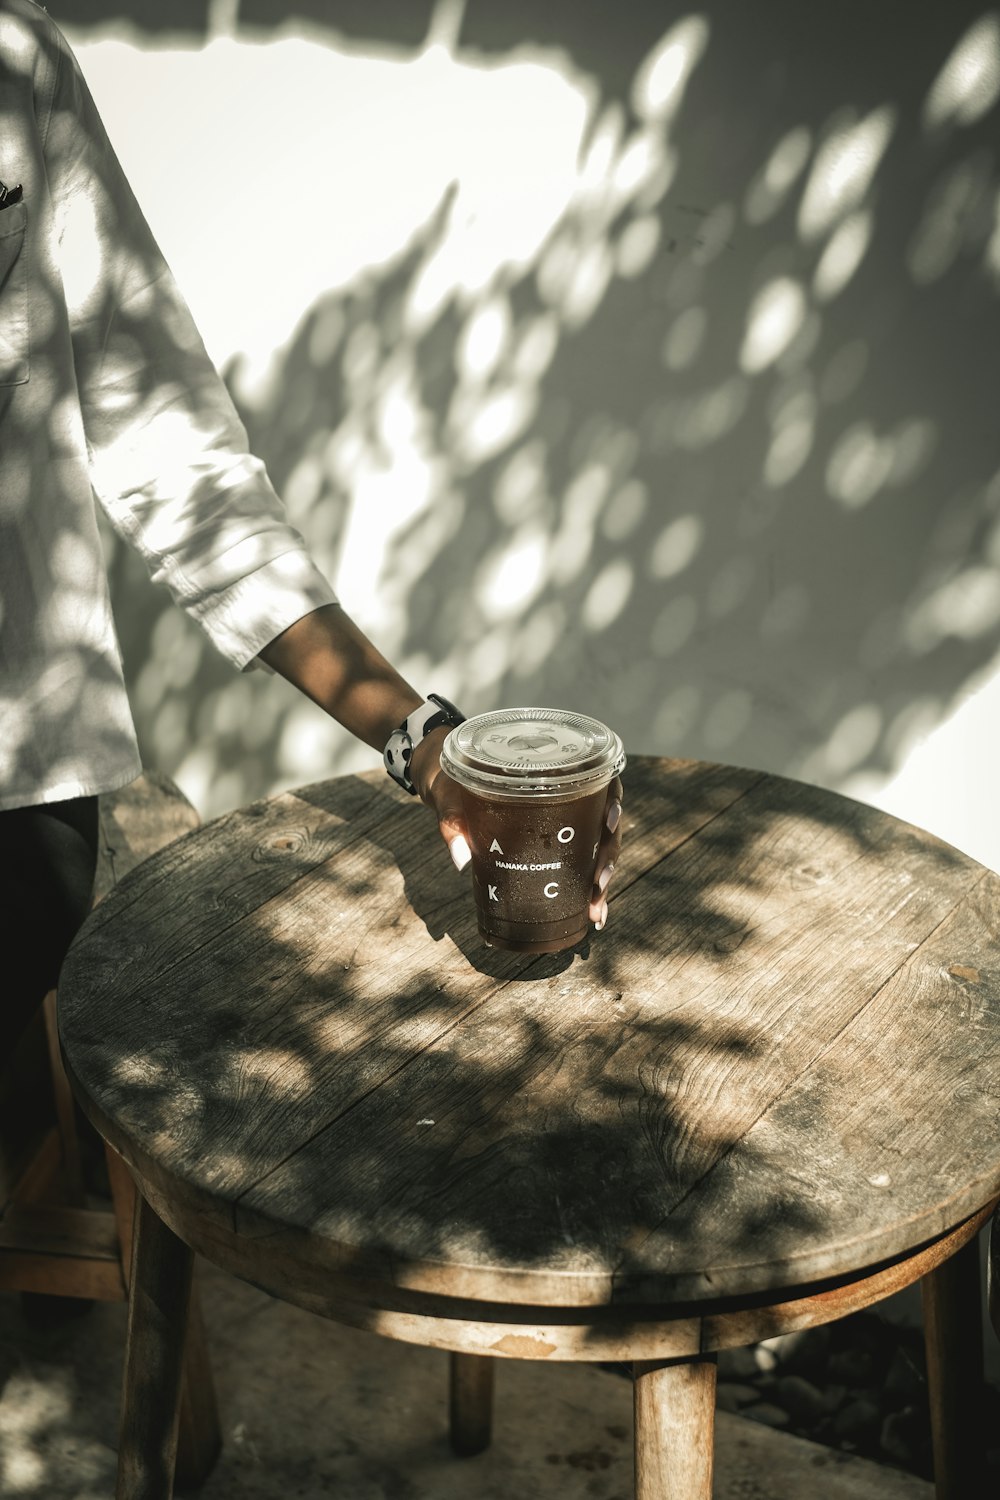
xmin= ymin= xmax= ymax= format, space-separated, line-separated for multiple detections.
xmin=449 ymin=834 xmax=471 ymax=872
xmin=606 ymin=799 xmax=622 ymax=834
xmin=595 ymin=898 xmax=609 ymax=932
xmin=598 ymin=861 xmax=615 ymax=893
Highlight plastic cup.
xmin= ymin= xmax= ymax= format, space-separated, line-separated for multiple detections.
xmin=440 ymin=707 xmax=626 ymax=953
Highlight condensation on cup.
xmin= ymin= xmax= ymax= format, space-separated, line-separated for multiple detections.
xmin=441 ymin=707 xmax=626 ymax=954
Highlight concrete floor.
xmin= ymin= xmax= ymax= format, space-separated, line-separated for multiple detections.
xmin=0 ymin=1260 xmax=936 ymax=1500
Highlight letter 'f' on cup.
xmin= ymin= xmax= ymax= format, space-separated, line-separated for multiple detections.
xmin=441 ymin=707 xmax=625 ymax=954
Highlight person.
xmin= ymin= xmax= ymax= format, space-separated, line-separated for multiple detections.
xmin=0 ymin=0 xmax=622 ymax=1049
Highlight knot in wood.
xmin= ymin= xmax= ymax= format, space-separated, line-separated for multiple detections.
xmin=253 ymin=826 xmax=310 ymax=861
xmin=702 ymin=920 xmax=748 ymax=955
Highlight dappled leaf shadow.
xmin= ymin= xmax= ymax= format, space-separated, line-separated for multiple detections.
xmin=58 ymin=756 xmax=1000 ymax=1322
xmin=59 ymin=0 xmax=1000 ymax=849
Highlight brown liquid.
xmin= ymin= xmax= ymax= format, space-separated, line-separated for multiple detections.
xmin=457 ymin=781 xmax=609 ymax=953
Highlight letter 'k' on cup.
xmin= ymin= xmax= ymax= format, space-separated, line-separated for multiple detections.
xmin=440 ymin=708 xmax=626 ymax=954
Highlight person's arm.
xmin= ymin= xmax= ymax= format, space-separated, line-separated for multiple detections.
xmin=258 ymin=603 xmax=470 ymax=867
xmin=38 ymin=13 xmax=619 ymax=922
xmin=43 ymin=10 xmax=337 ymax=669
xmin=260 ymin=599 xmax=622 ymax=919
xmin=261 ymin=604 xmax=620 ymax=922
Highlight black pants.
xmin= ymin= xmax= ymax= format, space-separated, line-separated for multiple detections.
xmin=0 ymin=795 xmax=99 ymax=1051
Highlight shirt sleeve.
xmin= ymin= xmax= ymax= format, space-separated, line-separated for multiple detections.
xmin=40 ymin=14 xmax=337 ymax=669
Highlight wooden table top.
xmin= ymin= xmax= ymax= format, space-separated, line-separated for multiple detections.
xmin=58 ymin=757 xmax=1000 ymax=1310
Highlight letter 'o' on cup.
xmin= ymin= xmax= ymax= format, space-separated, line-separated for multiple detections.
xmin=441 ymin=707 xmax=626 ymax=953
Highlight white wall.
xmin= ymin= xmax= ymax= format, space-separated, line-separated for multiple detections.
xmin=62 ymin=1 xmax=1000 ymax=877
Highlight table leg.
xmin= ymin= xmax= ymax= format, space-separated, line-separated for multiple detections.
xmin=921 ymin=1233 xmax=986 ymax=1499
xmin=449 ymin=1351 xmax=494 ymax=1456
xmin=989 ymin=1211 xmax=1000 ymax=1338
xmin=116 ymin=1194 xmax=194 ymax=1500
xmin=633 ymin=1355 xmax=716 ymax=1500
xmin=175 ymin=1289 xmax=222 ymax=1488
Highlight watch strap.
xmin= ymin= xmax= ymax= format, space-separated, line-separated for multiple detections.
xmin=384 ymin=694 xmax=465 ymax=794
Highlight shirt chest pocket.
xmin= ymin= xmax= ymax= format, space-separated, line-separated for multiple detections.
xmin=0 ymin=200 xmax=29 ymax=387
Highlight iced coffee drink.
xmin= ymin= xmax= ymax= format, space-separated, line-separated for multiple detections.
xmin=440 ymin=708 xmax=626 ymax=953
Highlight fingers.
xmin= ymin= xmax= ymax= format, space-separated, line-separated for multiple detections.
xmin=602 ymin=776 xmax=624 ymax=864
xmin=413 ymin=731 xmax=471 ymax=871
xmin=589 ymin=776 xmax=624 ymax=927
xmin=418 ymin=739 xmax=623 ymax=932
xmin=434 ymin=786 xmax=470 ymax=871
xmin=446 ymin=830 xmax=472 ymax=871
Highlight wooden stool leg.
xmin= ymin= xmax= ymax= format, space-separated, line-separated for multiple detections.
xmin=116 ymin=1194 xmax=194 ymax=1500
xmin=108 ymin=1148 xmax=221 ymax=1490
xmin=106 ymin=1144 xmax=138 ymax=1282
xmin=633 ymin=1355 xmax=716 ymax=1500
xmin=988 ymin=1211 xmax=1000 ymax=1340
xmin=921 ymin=1235 xmax=986 ymax=1499
xmin=175 ymin=1291 xmax=222 ymax=1489
xmin=42 ymin=990 xmax=87 ymax=1206
xmin=448 ymin=1352 xmax=494 ymax=1456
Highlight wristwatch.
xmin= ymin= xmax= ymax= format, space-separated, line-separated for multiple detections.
xmin=384 ymin=694 xmax=465 ymax=795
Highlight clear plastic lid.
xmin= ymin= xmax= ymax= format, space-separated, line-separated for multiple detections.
xmin=441 ymin=707 xmax=626 ymax=799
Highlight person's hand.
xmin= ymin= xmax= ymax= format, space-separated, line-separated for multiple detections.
xmin=589 ymin=776 xmax=623 ymax=931
xmin=410 ymin=726 xmax=471 ymax=871
xmin=414 ymin=731 xmax=623 ymax=936
xmin=256 ymin=609 xmax=472 ymax=865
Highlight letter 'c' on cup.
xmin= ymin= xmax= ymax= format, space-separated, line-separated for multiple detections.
xmin=441 ymin=707 xmax=625 ymax=955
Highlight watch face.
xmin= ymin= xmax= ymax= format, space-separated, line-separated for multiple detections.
xmin=384 ymin=729 xmax=414 ymax=784
xmin=441 ymin=707 xmax=625 ymax=796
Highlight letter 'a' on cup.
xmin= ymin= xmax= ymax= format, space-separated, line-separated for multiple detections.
xmin=440 ymin=707 xmax=626 ymax=954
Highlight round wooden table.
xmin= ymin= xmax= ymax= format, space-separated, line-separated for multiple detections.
xmin=58 ymin=757 xmax=1000 ymax=1498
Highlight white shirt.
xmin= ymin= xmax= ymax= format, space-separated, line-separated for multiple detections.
xmin=0 ymin=0 xmax=337 ymax=809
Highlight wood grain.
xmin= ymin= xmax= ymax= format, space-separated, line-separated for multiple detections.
xmin=58 ymin=759 xmax=1000 ymax=1314
xmin=634 ymin=1357 xmax=716 ymax=1500
xmin=640 ymin=873 xmax=1000 ymax=1297
xmin=59 ymin=760 xmax=757 ymax=1230
xmin=92 ymin=769 xmax=200 ymax=902
xmin=130 ymin=1194 xmax=990 ymax=1366
xmin=233 ymin=766 xmax=990 ymax=1301
xmin=0 ymin=1202 xmax=126 ymax=1299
